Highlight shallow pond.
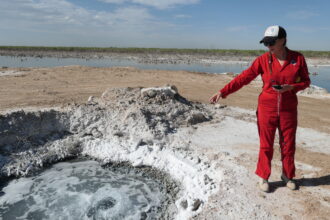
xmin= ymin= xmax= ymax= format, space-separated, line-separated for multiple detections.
xmin=0 ymin=55 xmax=329 ymax=91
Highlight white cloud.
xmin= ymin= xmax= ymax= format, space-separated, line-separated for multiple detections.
xmin=286 ymin=10 xmax=319 ymax=20
xmin=0 ymin=0 xmax=181 ymax=47
xmin=0 ymin=0 xmax=154 ymax=29
xmin=133 ymin=0 xmax=199 ymax=9
xmin=98 ymin=0 xmax=200 ymax=9
xmin=174 ymin=14 xmax=191 ymax=18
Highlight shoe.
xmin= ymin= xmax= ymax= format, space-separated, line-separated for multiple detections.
xmin=281 ymin=174 xmax=297 ymax=190
xmin=258 ymin=178 xmax=270 ymax=192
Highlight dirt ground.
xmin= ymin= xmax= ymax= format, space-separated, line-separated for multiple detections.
xmin=0 ymin=65 xmax=329 ymax=219
xmin=1 ymin=65 xmax=330 ymax=134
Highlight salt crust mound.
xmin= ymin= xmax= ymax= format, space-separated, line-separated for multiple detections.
xmin=0 ymin=86 xmax=219 ymax=219
xmin=297 ymin=85 xmax=330 ymax=98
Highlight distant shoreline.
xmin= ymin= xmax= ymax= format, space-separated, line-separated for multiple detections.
xmin=1 ymin=45 xmax=330 ymax=59
xmin=1 ymin=46 xmax=330 ymax=66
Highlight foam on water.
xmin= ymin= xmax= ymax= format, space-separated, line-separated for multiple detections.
xmin=0 ymin=160 xmax=166 ymax=220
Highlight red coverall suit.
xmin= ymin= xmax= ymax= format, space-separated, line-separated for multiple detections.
xmin=219 ymin=48 xmax=310 ymax=180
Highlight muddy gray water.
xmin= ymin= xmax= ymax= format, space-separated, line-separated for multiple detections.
xmin=0 ymin=159 xmax=178 ymax=220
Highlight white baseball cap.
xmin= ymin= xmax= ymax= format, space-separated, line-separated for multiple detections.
xmin=260 ymin=25 xmax=287 ymax=44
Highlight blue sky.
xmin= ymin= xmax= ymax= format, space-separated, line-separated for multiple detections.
xmin=0 ymin=0 xmax=329 ymax=50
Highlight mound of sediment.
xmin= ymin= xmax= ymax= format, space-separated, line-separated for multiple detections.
xmin=0 ymin=86 xmax=220 ymax=219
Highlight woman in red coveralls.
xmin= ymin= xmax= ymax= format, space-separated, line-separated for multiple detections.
xmin=209 ymin=25 xmax=310 ymax=192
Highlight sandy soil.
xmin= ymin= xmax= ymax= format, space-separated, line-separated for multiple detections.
xmin=0 ymin=66 xmax=330 ymax=219
xmin=1 ymin=66 xmax=330 ymax=134
xmin=0 ymin=66 xmax=329 ymax=219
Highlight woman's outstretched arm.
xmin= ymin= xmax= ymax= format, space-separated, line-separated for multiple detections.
xmin=210 ymin=57 xmax=263 ymax=103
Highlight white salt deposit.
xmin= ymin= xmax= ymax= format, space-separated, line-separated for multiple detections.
xmin=0 ymin=86 xmax=329 ymax=219
xmin=297 ymin=85 xmax=330 ymax=98
xmin=295 ymin=161 xmax=322 ymax=172
xmin=296 ymin=127 xmax=330 ymax=154
xmin=0 ymin=70 xmax=24 ymax=77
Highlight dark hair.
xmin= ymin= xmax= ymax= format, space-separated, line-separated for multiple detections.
xmin=279 ymin=26 xmax=287 ymax=46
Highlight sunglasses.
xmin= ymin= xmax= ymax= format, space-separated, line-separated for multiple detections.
xmin=263 ymin=39 xmax=277 ymax=47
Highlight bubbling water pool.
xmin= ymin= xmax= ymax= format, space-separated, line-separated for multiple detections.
xmin=0 ymin=160 xmax=174 ymax=220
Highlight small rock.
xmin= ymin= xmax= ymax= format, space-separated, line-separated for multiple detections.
xmin=91 ymin=128 xmax=102 ymax=138
xmin=215 ymin=104 xmax=226 ymax=109
xmin=323 ymin=196 xmax=330 ymax=202
xmin=114 ymin=131 xmax=124 ymax=137
xmin=141 ymin=86 xmax=177 ymax=99
xmin=147 ymin=90 xmax=157 ymax=98
xmin=191 ymin=199 xmax=202 ymax=211
xmin=135 ymin=139 xmax=147 ymax=149
xmin=87 ymin=96 xmax=98 ymax=105
xmin=203 ymin=174 xmax=212 ymax=184
xmin=191 ymin=156 xmax=201 ymax=164
xmin=165 ymin=84 xmax=178 ymax=93
xmin=180 ymin=200 xmax=188 ymax=209
xmin=140 ymin=212 xmax=147 ymax=220
xmin=187 ymin=112 xmax=208 ymax=125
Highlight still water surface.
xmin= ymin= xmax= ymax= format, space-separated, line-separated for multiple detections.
xmin=1 ymin=56 xmax=329 ymax=91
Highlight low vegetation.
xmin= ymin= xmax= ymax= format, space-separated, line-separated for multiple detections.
xmin=0 ymin=46 xmax=329 ymax=58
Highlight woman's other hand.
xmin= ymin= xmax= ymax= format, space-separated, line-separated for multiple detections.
xmin=209 ymin=92 xmax=222 ymax=104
